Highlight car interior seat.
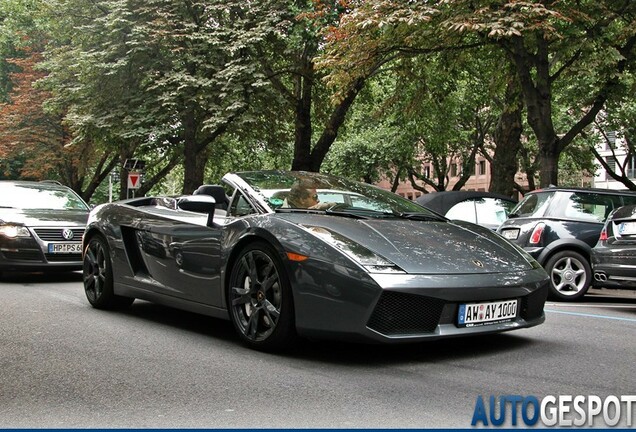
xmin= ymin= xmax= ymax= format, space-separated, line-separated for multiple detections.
xmin=193 ymin=185 xmax=229 ymax=210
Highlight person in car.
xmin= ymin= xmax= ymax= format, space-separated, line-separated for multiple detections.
xmin=284 ymin=179 xmax=332 ymax=210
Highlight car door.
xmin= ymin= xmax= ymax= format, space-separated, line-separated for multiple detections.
xmin=136 ymin=210 xmax=223 ymax=307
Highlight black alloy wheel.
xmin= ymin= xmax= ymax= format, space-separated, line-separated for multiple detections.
xmin=83 ymin=235 xmax=133 ymax=309
xmin=228 ymin=241 xmax=296 ymax=351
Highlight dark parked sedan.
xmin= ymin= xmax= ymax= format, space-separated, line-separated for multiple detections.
xmin=592 ymin=204 xmax=636 ymax=289
xmin=82 ymin=170 xmax=548 ymax=351
xmin=0 ymin=180 xmax=89 ymax=276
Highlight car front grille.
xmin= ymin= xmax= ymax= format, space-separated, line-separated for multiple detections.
xmin=1 ymin=250 xmax=44 ymax=262
xmin=45 ymin=253 xmax=82 ymax=263
xmin=33 ymin=228 xmax=85 ymax=242
xmin=367 ymin=291 xmax=445 ymax=336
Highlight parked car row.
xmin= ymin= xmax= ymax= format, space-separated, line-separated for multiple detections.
xmin=497 ymin=186 xmax=636 ymax=300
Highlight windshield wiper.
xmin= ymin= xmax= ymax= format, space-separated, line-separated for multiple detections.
xmin=392 ymin=211 xmax=445 ymax=221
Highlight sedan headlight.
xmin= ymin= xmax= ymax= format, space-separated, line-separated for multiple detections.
xmin=302 ymin=225 xmax=405 ymax=274
xmin=0 ymin=224 xmax=31 ymax=238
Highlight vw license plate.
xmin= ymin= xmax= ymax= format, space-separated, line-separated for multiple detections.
xmin=458 ymin=299 xmax=518 ymax=327
xmin=48 ymin=243 xmax=82 ymax=253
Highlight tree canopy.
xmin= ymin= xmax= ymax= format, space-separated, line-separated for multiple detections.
xmin=1 ymin=0 xmax=635 ymax=201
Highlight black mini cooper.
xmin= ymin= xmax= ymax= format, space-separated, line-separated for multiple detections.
xmin=497 ymin=187 xmax=636 ymax=301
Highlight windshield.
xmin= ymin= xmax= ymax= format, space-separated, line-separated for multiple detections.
xmin=510 ymin=191 xmax=553 ymax=218
xmin=0 ymin=183 xmax=89 ymax=211
xmin=236 ymin=171 xmax=439 ymax=218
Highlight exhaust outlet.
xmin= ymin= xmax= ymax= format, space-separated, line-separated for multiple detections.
xmin=594 ymin=272 xmax=607 ymax=282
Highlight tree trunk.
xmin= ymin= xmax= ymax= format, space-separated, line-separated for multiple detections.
xmin=291 ymin=49 xmax=314 ymax=171
xmin=490 ymin=73 xmax=523 ymax=197
xmin=182 ymin=110 xmax=205 ymax=194
xmin=506 ymin=35 xmax=561 ymax=188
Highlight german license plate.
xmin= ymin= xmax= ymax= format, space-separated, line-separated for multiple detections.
xmin=501 ymin=229 xmax=519 ymax=240
xmin=618 ymin=222 xmax=636 ymax=235
xmin=458 ymin=299 xmax=518 ymax=327
xmin=48 ymin=243 xmax=82 ymax=253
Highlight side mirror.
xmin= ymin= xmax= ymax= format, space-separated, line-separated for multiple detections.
xmin=177 ymin=195 xmax=216 ymax=226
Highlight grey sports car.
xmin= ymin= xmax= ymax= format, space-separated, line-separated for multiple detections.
xmin=82 ymin=170 xmax=549 ymax=351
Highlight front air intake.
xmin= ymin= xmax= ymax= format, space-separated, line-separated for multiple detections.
xmin=367 ymin=291 xmax=445 ymax=336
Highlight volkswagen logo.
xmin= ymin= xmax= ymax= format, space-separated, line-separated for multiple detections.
xmin=62 ymin=228 xmax=74 ymax=240
xmin=472 ymin=259 xmax=484 ymax=268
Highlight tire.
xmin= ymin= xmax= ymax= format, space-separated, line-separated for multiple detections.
xmin=544 ymin=250 xmax=591 ymax=301
xmin=227 ymin=241 xmax=296 ymax=351
xmin=83 ymin=235 xmax=134 ymax=309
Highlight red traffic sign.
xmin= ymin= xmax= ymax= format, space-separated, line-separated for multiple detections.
xmin=127 ymin=172 xmax=141 ymax=189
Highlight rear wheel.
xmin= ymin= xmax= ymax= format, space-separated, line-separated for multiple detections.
xmin=227 ymin=242 xmax=296 ymax=351
xmin=544 ymin=250 xmax=591 ymax=301
xmin=83 ymin=235 xmax=134 ymax=309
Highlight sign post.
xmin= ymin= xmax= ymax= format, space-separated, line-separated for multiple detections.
xmin=127 ymin=172 xmax=141 ymax=189
xmin=123 ymin=159 xmax=146 ymax=199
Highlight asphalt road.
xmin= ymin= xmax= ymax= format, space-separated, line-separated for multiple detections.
xmin=0 ymin=272 xmax=634 ymax=428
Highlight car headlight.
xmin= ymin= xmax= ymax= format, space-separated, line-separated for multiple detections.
xmin=0 ymin=224 xmax=31 ymax=238
xmin=302 ymin=225 xmax=405 ymax=274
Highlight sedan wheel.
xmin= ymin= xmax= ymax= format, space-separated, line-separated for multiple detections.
xmin=228 ymin=242 xmax=296 ymax=351
xmin=545 ymin=250 xmax=591 ymax=301
xmin=83 ymin=235 xmax=133 ymax=309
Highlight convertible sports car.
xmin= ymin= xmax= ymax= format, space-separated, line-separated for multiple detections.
xmin=82 ymin=170 xmax=549 ymax=351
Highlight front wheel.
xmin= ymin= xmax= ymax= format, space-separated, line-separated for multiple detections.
xmin=227 ymin=241 xmax=296 ymax=351
xmin=83 ymin=235 xmax=134 ymax=309
xmin=544 ymin=250 xmax=591 ymax=301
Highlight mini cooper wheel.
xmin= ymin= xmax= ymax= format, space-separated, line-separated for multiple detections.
xmin=83 ymin=235 xmax=133 ymax=309
xmin=545 ymin=250 xmax=591 ymax=301
xmin=228 ymin=242 xmax=296 ymax=351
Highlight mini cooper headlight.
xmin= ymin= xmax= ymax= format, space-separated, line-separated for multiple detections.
xmin=0 ymin=224 xmax=31 ymax=238
xmin=302 ymin=225 xmax=405 ymax=274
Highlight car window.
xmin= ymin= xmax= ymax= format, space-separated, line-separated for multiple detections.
xmin=230 ymin=193 xmax=256 ymax=217
xmin=445 ymin=201 xmax=477 ymax=224
xmin=317 ymin=192 xmax=346 ymax=204
xmin=476 ymin=198 xmax=514 ymax=226
xmin=445 ymin=198 xmax=514 ymax=227
xmin=0 ymin=183 xmax=88 ymax=211
xmin=511 ymin=192 xmax=553 ymax=217
xmin=564 ymin=192 xmax=613 ymax=222
xmin=620 ymin=195 xmax=636 ymax=206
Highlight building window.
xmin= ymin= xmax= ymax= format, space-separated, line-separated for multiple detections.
xmin=450 ymin=163 xmax=457 ymax=177
xmin=424 ymin=165 xmax=431 ymax=178
xmin=607 ymin=131 xmax=616 ymax=150
xmin=627 ymin=155 xmax=636 ymax=179
xmin=478 ymin=160 xmax=486 ymax=176
xmin=606 ymin=155 xmax=617 ymax=171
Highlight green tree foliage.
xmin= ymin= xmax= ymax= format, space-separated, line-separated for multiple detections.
xmin=321 ymin=0 xmax=636 ymax=188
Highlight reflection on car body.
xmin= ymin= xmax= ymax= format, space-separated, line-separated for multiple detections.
xmin=82 ymin=170 xmax=549 ymax=351
xmin=0 ymin=180 xmax=89 ymax=275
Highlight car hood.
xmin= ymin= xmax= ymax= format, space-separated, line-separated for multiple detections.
xmin=278 ymin=214 xmax=533 ymax=274
xmin=0 ymin=208 xmax=88 ymax=227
